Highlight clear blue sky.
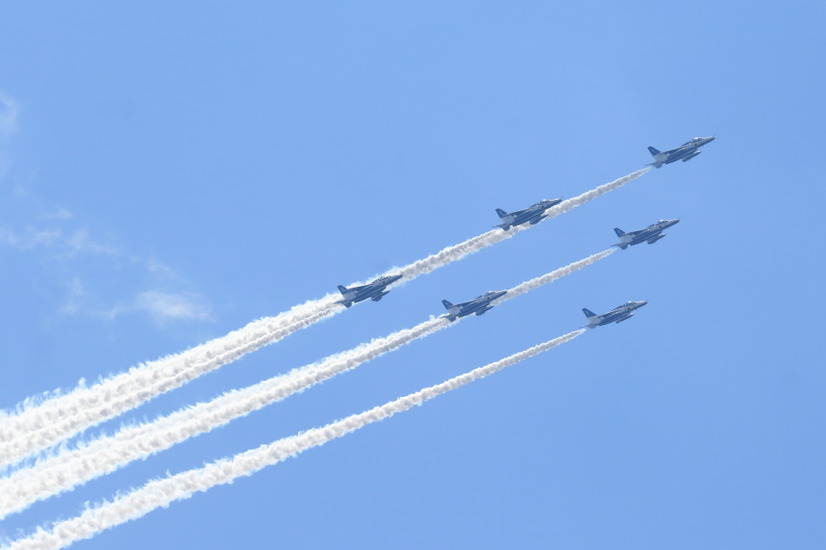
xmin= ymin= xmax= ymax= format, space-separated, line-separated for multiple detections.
xmin=2 ymin=2 xmax=824 ymax=549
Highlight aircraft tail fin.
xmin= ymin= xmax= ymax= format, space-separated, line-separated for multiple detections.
xmin=647 ymin=146 xmax=661 ymax=156
xmin=613 ymin=227 xmax=625 ymax=237
xmin=442 ymin=299 xmax=454 ymax=309
xmin=337 ymin=285 xmax=349 ymax=295
xmin=495 ymin=208 xmax=509 ymax=218
xmin=582 ymin=308 xmax=597 ymax=318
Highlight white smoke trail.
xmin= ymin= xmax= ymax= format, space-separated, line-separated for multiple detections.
xmin=542 ymin=167 xmax=651 ymax=222
xmin=4 ymin=330 xmax=583 ymax=550
xmin=0 ymin=297 xmax=342 ymax=468
xmin=0 ymin=317 xmax=450 ymax=518
xmin=394 ymin=168 xmax=649 ymax=281
xmin=0 ymin=167 xmax=646 ymax=468
xmin=0 ymin=250 xmax=613 ymax=518
xmin=503 ymin=249 xmax=615 ymax=301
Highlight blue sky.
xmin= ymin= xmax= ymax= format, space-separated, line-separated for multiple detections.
xmin=1 ymin=2 xmax=825 ymax=549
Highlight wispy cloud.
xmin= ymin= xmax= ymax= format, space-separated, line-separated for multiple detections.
xmin=134 ymin=291 xmax=213 ymax=324
xmin=0 ymin=215 xmax=168 ymax=265
xmin=0 ymin=93 xmax=213 ymax=329
xmin=0 ymin=92 xmax=18 ymax=140
xmin=103 ymin=290 xmax=212 ymax=327
xmin=0 ymin=92 xmax=19 ymax=180
xmin=145 ymin=257 xmax=178 ymax=279
xmin=63 ymin=228 xmax=119 ymax=258
xmin=0 ymin=226 xmax=113 ymax=257
xmin=0 ymin=227 xmax=61 ymax=250
xmin=1 ymin=220 xmax=210 ymax=326
xmin=60 ymin=278 xmax=86 ymax=315
xmin=41 ymin=207 xmax=74 ymax=222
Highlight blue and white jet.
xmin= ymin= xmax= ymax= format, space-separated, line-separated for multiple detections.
xmin=494 ymin=199 xmax=563 ymax=230
xmin=647 ymin=136 xmax=715 ymax=168
xmin=582 ymin=300 xmax=648 ymax=328
xmin=613 ymin=219 xmax=680 ymax=250
xmin=441 ymin=290 xmax=508 ymax=322
xmin=337 ymin=274 xmax=403 ymax=308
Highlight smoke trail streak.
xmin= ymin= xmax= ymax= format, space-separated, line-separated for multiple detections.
xmin=394 ymin=167 xmax=649 ymax=281
xmin=0 ymin=249 xmax=612 ymax=518
xmin=0 ymin=317 xmax=450 ymax=518
xmin=0 ymin=167 xmax=646 ymax=468
xmin=542 ymin=167 xmax=651 ymax=221
xmin=503 ymin=249 xmax=615 ymax=301
xmin=0 ymin=299 xmax=341 ymax=468
xmin=4 ymin=330 xmax=583 ymax=550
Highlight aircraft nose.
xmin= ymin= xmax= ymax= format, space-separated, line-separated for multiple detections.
xmin=670 ymin=219 xmax=680 ymax=225
xmin=706 ymin=136 xmax=715 ymax=142
xmin=638 ymin=300 xmax=648 ymax=307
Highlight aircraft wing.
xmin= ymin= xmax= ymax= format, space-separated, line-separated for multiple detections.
xmin=453 ymin=299 xmax=474 ymax=310
xmin=509 ymin=208 xmax=530 ymax=223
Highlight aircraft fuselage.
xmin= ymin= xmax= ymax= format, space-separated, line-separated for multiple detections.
xmin=442 ymin=290 xmax=508 ymax=321
xmin=648 ymin=136 xmax=714 ymax=168
xmin=337 ymin=274 xmax=403 ymax=308
xmin=583 ymin=301 xmax=648 ymax=328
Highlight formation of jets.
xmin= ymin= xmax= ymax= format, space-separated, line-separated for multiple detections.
xmin=335 ymin=137 xmax=713 ymax=326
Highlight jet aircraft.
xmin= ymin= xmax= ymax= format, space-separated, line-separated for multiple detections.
xmin=647 ymin=136 xmax=715 ymax=168
xmin=582 ymin=300 xmax=647 ymax=328
xmin=613 ymin=219 xmax=679 ymax=250
xmin=337 ymin=274 xmax=403 ymax=308
xmin=441 ymin=290 xmax=508 ymax=321
xmin=494 ymin=199 xmax=563 ymax=230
